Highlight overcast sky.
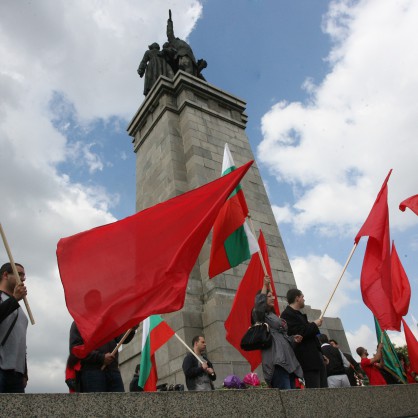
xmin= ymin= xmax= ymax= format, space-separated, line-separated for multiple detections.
xmin=1 ymin=0 xmax=417 ymax=392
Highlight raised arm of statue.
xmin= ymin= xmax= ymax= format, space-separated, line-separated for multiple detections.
xmin=167 ymin=9 xmax=175 ymax=42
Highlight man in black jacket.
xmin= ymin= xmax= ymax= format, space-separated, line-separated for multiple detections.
xmin=280 ymin=288 xmax=328 ymax=388
xmin=182 ymin=335 xmax=216 ymax=391
xmin=69 ymin=322 xmax=136 ymax=392
xmin=319 ymin=334 xmax=350 ymax=387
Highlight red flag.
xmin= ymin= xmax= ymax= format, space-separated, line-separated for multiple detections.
xmin=355 ymin=170 xmax=401 ymax=331
xmin=399 ymin=194 xmax=418 ymax=216
xmin=57 ymin=161 xmax=253 ymax=358
xmin=224 ymin=231 xmax=279 ymax=371
xmin=402 ymin=319 xmax=418 ymax=373
xmin=391 ymin=242 xmax=411 ymax=316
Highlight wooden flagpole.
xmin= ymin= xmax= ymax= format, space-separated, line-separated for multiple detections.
xmin=173 ymin=333 xmax=204 ymax=364
xmin=110 ymin=328 xmax=135 ymax=356
xmin=319 ymin=243 xmax=357 ymax=320
xmin=0 ymin=223 xmax=35 ymax=325
xmin=101 ymin=327 xmax=135 ymax=370
xmin=247 ymin=215 xmax=268 ymax=276
xmin=103 ymin=327 xmax=211 ymax=373
xmin=173 ymin=333 xmax=215 ymax=377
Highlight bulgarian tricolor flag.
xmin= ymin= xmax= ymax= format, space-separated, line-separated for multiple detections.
xmin=209 ymin=144 xmax=259 ymax=278
xmin=138 ymin=315 xmax=175 ymax=391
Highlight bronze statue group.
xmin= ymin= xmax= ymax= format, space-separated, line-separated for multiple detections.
xmin=137 ymin=10 xmax=207 ymax=96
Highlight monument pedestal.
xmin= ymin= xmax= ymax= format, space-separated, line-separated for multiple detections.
xmin=119 ymin=71 xmax=349 ymax=388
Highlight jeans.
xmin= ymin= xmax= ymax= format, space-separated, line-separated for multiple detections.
xmin=80 ymin=369 xmax=125 ymax=393
xmin=271 ymin=365 xmax=296 ymax=390
xmin=0 ymin=369 xmax=25 ymax=393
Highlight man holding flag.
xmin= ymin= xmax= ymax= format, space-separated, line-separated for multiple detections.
xmin=356 ymin=345 xmax=387 ymax=386
xmin=69 ymin=321 xmax=136 ymax=392
xmin=182 ymin=335 xmax=216 ymax=391
xmin=0 ymin=262 xmax=29 ymax=393
xmin=281 ymin=289 xmax=327 ymax=388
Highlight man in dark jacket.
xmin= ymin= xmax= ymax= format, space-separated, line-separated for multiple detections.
xmin=280 ymin=288 xmax=327 ymax=388
xmin=319 ymin=334 xmax=350 ymax=387
xmin=0 ymin=262 xmax=29 ymax=393
xmin=182 ymin=335 xmax=216 ymax=391
xmin=69 ymin=321 xmax=136 ymax=392
xmin=329 ymin=338 xmax=364 ymax=386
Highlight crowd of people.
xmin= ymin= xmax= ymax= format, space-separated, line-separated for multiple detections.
xmin=0 ymin=262 xmax=416 ymax=393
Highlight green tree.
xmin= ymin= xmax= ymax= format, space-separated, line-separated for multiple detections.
xmin=394 ymin=344 xmax=409 ymax=364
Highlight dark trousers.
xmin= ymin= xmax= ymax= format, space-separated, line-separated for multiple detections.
xmin=303 ymin=355 xmax=328 ymax=388
xmin=80 ymin=369 xmax=125 ymax=393
xmin=271 ymin=365 xmax=296 ymax=390
xmin=0 ymin=369 xmax=25 ymax=393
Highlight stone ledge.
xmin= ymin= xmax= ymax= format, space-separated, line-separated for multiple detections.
xmin=1 ymin=385 xmax=417 ymax=418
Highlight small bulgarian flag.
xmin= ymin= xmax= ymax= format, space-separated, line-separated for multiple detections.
xmin=208 ymin=144 xmax=259 ymax=278
xmin=138 ymin=315 xmax=175 ymax=391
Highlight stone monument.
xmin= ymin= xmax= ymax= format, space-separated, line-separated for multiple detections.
xmin=119 ymin=15 xmax=349 ymax=390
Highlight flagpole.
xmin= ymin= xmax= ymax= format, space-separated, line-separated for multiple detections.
xmin=0 ymin=223 xmax=35 ymax=325
xmin=101 ymin=327 xmax=135 ymax=370
xmin=173 ymin=333 xmax=204 ymax=364
xmin=319 ymin=243 xmax=357 ymax=320
xmin=247 ymin=215 xmax=268 ymax=276
xmin=173 ymin=332 xmax=215 ymax=377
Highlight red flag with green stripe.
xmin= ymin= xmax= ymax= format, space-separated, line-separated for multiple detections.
xmin=209 ymin=144 xmax=259 ymax=278
xmin=138 ymin=315 xmax=175 ymax=391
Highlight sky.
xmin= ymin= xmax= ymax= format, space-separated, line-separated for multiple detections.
xmin=1 ymin=0 xmax=417 ymax=392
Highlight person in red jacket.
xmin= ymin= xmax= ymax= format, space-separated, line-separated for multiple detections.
xmin=356 ymin=344 xmax=387 ymax=386
xmin=65 ymin=353 xmax=81 ymax=393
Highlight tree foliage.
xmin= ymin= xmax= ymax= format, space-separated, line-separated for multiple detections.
xmin=394 ymin=344 xmax=409 ymax=363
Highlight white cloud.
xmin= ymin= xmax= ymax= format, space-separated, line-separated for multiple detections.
xmin=0 ymin=0 xmax=202 ymax=393
xmin=67 ymin=141 xmax=104 ymax=174
xmin=0 ymin=1 xmax=202 ymax=122
xmin=346 ymin=324 xmax=376 ymax=359
xmin=290 ymin=253 xmax=359 ymax=317
xmin=258 ymin=0 xmax=418 ymax=236
xmin=272 ymin=204 xmax=293 ymax=224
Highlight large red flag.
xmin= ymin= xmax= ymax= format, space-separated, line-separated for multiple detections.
xmin=402 ymin=319 xmax=418 ymax=374
xmin=399 ymin=194 xmax=418 ymax=216
xmin=224 ymin=231 xmax=279 ymax=371
xmin=354 ymin=170 xmax=401 ymax=331
xmin=391 ymin=242 xmax=411 ymax=316
xmin=57 ymin=161 xmax=253 ymax=358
